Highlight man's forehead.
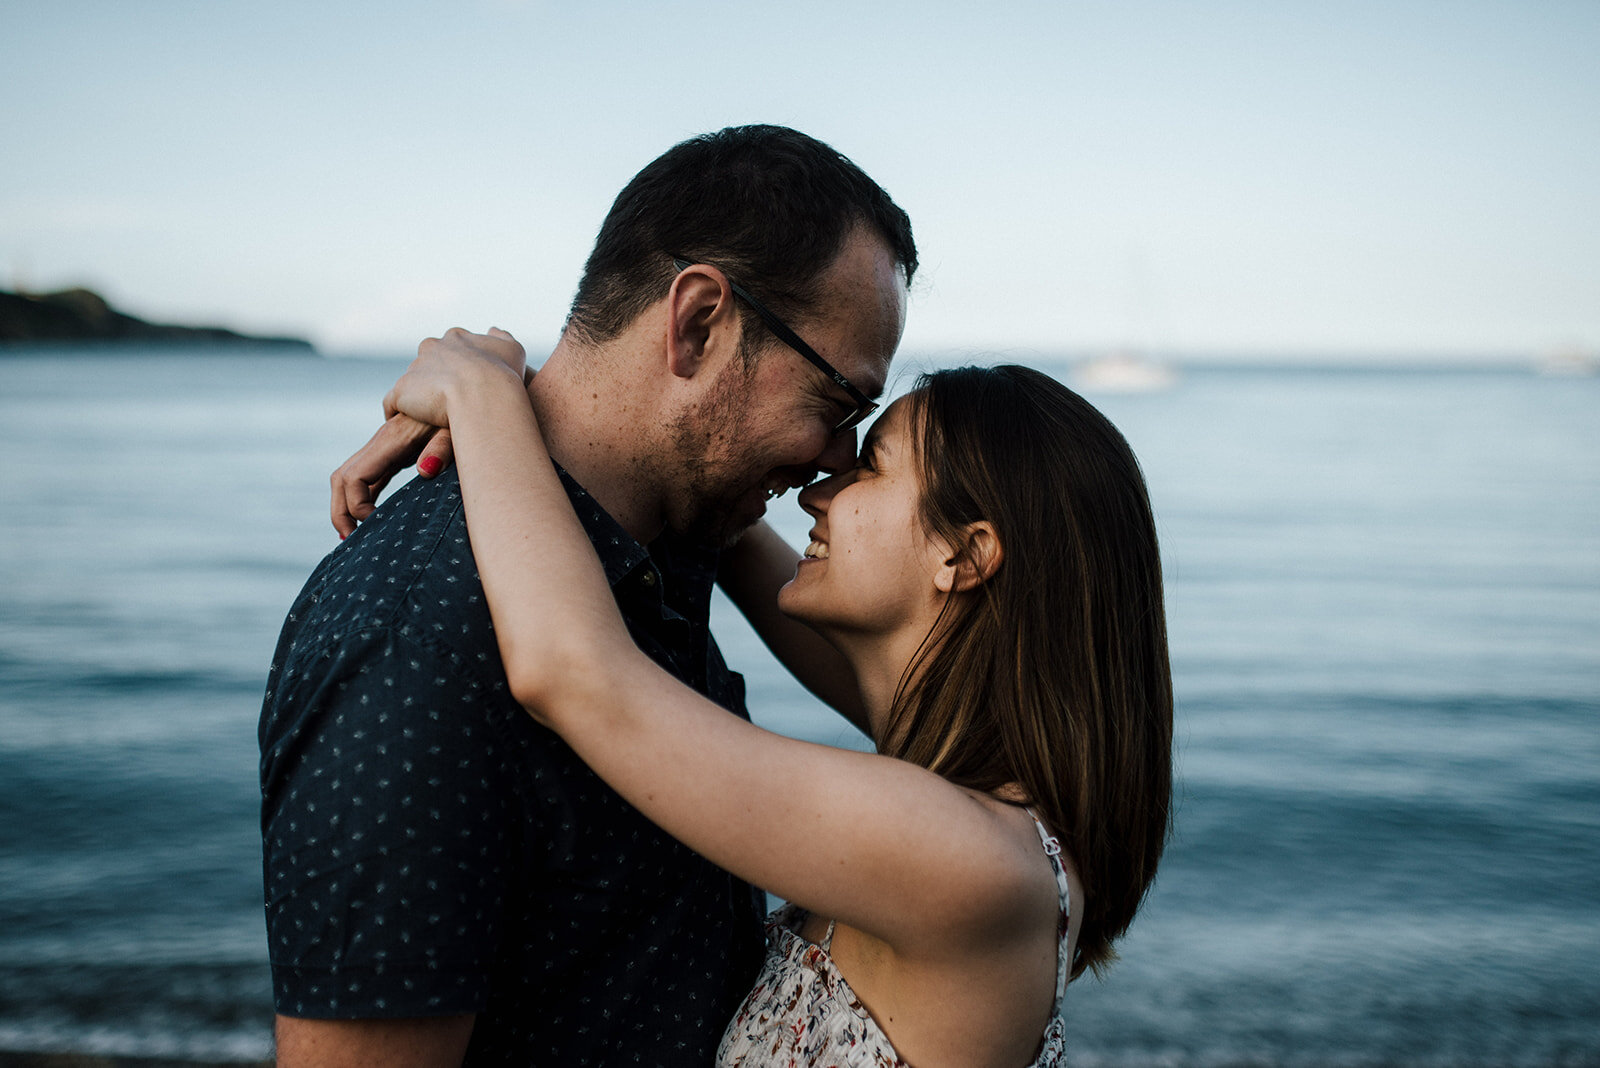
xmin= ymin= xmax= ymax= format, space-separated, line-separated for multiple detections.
xmin=826 ymin=274 xmax=906 ymax=395
xmin=852 ymin=310 xmax=902 ymax=401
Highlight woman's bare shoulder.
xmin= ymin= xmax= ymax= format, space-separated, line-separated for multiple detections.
xmin=932 ymin=790 xmax=1069 ymax=943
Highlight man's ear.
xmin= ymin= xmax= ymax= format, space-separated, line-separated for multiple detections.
xmin=933 ymin=522 xmax=1004 ymax=594
xmin=665 ymin=265 xmax=738 ymax=380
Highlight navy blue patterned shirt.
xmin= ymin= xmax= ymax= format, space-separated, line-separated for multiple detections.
xmin=260 ymin=466 xmax=766 ymax=1065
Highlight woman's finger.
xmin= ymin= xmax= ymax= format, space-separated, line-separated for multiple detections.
xmin=329 ymin=415 xmax=436 ymax=534
xmin=417 ymin=427 xmax=454 ymax=478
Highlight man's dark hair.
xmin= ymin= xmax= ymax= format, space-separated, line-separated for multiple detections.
xmin=565 ymin=125 xmax=917 ymax=347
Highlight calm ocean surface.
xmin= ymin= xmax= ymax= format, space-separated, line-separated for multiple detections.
xmin=1 ymin=350 xmax=1596 ymax=1066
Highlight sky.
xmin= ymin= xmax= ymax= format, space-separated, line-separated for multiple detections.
xmin=2 ymin=0 xmax=1596 ymax=360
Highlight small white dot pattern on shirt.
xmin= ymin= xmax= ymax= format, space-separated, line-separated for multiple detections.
xmin=260 ymin=466 xmax=764 ymax=1065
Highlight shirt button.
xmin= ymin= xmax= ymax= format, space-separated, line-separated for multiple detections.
xmin=639 ymin=571 xmax=658 ymax=588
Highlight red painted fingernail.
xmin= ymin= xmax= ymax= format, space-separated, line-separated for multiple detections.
xmin=419 ymin=456 xmax=443 ymax=477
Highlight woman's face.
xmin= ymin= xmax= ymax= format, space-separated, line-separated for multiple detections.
xmin=778 ymin=397 xmax=951 ymax=639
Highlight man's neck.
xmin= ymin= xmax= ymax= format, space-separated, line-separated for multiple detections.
xmin=526 ymin=334 xmax=668 ymax=546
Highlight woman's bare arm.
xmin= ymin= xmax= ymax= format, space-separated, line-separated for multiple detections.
xmin=394 ymin=330 xmax=1041 ymax=955
xmin=327 ymin=341 xmax=866 ymax=739
xmin=717 ymin=522 xmax=870 ymax=736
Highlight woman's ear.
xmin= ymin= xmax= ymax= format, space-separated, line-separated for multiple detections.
xmin=666 ymin=265 xmax=737 ymax=380
xmin=933 ymin=521 xmax=1004 ymax=594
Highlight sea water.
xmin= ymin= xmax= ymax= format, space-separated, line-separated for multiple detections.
xmin=1 ymin=351 xmax=1596 ymax=1065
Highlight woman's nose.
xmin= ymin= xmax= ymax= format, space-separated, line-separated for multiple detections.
xmin=798 ymin=468 xmax=853 ymax=518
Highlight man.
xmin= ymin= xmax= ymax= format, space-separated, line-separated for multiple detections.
xmin=259 ymin=125 xmax=916 ymax=1066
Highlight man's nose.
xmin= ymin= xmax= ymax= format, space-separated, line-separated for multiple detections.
xmin=814 ymin=426 xmax=857 ymax=476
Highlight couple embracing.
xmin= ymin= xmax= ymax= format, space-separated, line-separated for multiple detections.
xmin=260 ymin=125 xmax=1172 ymax=1067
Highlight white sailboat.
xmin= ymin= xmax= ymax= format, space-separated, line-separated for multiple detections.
xmin=1070 ymin=348 xmax=1178 ymax=393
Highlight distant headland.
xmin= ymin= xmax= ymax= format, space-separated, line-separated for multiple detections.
xmin=0 ymin=287 xmax=315 ymax=351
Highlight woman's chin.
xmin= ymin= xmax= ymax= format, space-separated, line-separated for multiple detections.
xmin=776 ymin=584 xmax=829 ymax=633
xmin=775 ymin=583 xmax=810 ymax=622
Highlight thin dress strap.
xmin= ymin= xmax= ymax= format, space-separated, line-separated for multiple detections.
xmin=819 ymin=916 xmax=838 ymax=951
xmin=1025 ymin=806 xmax=1072 ymax=1016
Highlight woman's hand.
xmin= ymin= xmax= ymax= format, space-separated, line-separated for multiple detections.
xmin=329 ymin=328 xmax=528 ymax=538
xmin=382 ymin=327 xmax=527 ymax=428
xmin=330 ymin=415 xmax=452 ymax=538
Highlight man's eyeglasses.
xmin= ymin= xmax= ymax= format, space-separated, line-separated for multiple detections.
xmin=671 ymin=257 xmax=878 ymax=432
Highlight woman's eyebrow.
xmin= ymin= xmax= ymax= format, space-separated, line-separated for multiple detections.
xmin=858 ymin=424 xmax=884 ymax=457
xmin=857 ymin=425 xmax=891 ymax=468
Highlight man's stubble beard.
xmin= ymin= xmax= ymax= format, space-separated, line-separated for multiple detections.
xmin=664 ymin=348 xmax=763 ymax=549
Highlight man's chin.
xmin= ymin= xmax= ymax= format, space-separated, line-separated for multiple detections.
xmin=677 ymin=497 xmax=767 ymax=550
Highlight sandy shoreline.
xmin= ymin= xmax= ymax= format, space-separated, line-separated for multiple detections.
xmin=0 ymin=1055 xmax=269 ymax=1068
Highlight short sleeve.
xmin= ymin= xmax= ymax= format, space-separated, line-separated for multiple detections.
xmin=260 ymin=625 xmax=520 ymax=1018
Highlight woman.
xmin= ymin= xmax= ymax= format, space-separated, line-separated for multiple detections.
xmin=369 ymin=333 xmax=1172 ymax=1067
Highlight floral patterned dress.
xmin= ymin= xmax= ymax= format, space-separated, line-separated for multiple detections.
xmin=716 ymin=811 xmax=1072 ymax=1067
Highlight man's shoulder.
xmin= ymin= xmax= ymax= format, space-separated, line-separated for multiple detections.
xmin=312 ymin=476 xmax=473 ymax=617
xmin=259 ymin=474 xmax=525 ymax=781
xmin=275 ymin=471 xmax=489 ymax=663
xmin=334 ymin=466 xmax=474 ymax=584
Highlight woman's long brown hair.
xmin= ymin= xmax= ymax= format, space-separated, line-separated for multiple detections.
xmin=881 ymin=365 xmax=1173 ymax=979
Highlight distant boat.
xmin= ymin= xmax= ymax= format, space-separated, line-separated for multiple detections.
xmin=1070 ymin=349 xmax=1179 ymax=393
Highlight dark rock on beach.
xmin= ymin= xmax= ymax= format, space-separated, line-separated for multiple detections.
xmin=0 ymin=287 xmax=313 ymax=351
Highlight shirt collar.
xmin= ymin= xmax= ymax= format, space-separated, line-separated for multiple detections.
xmin=648 ymin=529 xmax=720 ymax=626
